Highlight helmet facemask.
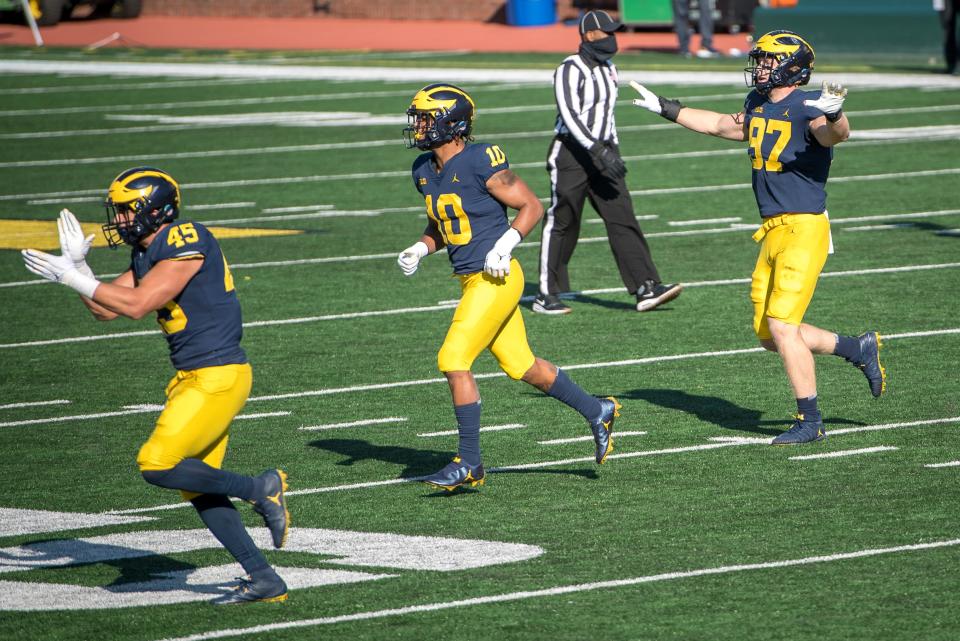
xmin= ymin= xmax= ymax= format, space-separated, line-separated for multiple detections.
xmin=744 ymin=30 xmax=815 ymax=94
xmin=402 ymin=84 xmax=475 ymax=150
xmin=102 ymin=168 xmax=180 ymax=248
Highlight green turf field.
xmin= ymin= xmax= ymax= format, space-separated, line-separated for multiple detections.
xmin=0 ymin=48 xmax=958 ymax=641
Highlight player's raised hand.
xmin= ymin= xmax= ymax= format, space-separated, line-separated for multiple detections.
xmin=804 ymin=81 xmax=847 ymax=119
xmin=397 ymin=241 xmax=429 ymax=276
xmin=630 ymin=80 xmax=663 ymax=115
xmin=57 ymin=208 xmax=96 ymax=272
xmin=22 ymin=248 xmax=75 ymax=283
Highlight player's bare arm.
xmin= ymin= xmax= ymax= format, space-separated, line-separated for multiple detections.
xmin=676 ymin=108 xmax=748 ymax=141
xmin=81 ymin=269 xmax=134 ymax=321
xmin=89 ymin=258 xmax=202 ymax=320
xmin=485 ymin=169 xmax=544 ymax=236
xmin=809 ymin=114 xmax=850 ymax=147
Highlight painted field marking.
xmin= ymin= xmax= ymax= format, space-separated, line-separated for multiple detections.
xmin=925 ymin=461 xmax=960 ymax=468
xmin=105 ymin=415 xmax=960 ymax=515
xmin=299 ymin=417 xmax=408 ymax=431
xmin=0 ymin=399 xmax=70 ymax=410
xmin=668 ymin=217 xmax=742 ymax=226
xmin=789 ymin=446 xmax=899 ymax=461
xmin=417 ymin=424 xmax=525 ymax=438
xmin=842 ymin=223 xmax=915 ymax=232
xmin=538 ymin=431 xmax=647 ymax=445
xmin=2 ymin=260 xmax=958 ymax=346
xmin=234 ymin=411 xmax=290 ymax=420
xmin=151 ymin=537 xmax=960 ymax=641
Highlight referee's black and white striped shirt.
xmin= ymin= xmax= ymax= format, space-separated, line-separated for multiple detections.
xmin=553 ymin=54 xmax=620 ymax=149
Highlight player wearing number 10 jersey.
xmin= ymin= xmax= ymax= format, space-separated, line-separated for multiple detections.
xmin=397 ymin=83 xmax=621 ymax=491
xmin=629 ymin=31 xmax=886 ymax=445
xmin=21 ymin=167 xmax=290 ymax=604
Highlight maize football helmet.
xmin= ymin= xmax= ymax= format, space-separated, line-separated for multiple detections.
xmin=403 ymin=83 xmax=475 ymax=150
xmin=102 ymin=167 xmax=181 ymax=248
xmin=745 ymin=30 xmax=815 ymax=94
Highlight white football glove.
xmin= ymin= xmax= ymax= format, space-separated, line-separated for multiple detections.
xmin=57 ymin=208 xmax=96 ymax=277
xmin=483 ymin=228 xmax=522 ymax=279
xmin=397 ymin=241 xmax=429 ymax=276
xmin=22 ymin=249 xmax=99 ymax=298
xmin=629 ymin=80 xmax=662 ymax=115
xmin=804 ymin=81 xmax=847 ymax=118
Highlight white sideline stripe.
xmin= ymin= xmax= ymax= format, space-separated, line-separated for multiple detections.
xmin=233 ymin=411 xmax=290 ymax=420
xmin=538 ymin=431 xmax=647 ymax=445
xmin=153 ymin=538 xmax=960 ymax=641
xmin=789 ymin=446 xmax=899 ymax=461
xmin=0 ymin=408 xmax=157 ymax=428
xmin=262 ymin=204 xmax=336 ymax=213
xmin=0 ymin=399 xmax=70 ymax=410
xmin=668 ymin=217 xmax=742 ymax=226
xmin=925 ymin=461 xmax=960 ymax=468
xmin=417 ymin=423 xmax=525 ymax=438
xmin=4 ymin=59 xmax=958 ymax=89
xmin=299 ymin=417 xmax=408 ymax=431
xmin=108 ymin=414 xmax=960 ymax=515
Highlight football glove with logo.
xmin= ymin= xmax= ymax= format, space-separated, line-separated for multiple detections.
xmin=804 ymin=81 xmax=847 ymax=122
xmin=630 ymin=80 xmax=685 ymax=122
xmin=483 ymin=227 xmax=522 ymax=279
xmin=397 ymin=241 xmax=429 ymax=276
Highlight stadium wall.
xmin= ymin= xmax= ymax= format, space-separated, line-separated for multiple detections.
xmin=143 ymin=0 xmax=586 ymax=21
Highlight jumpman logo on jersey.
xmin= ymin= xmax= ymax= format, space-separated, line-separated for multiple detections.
xmin=452 ymin=174 xmax=460 ymax=183
xmin=783 ymin=109 xmax=790 ymax=118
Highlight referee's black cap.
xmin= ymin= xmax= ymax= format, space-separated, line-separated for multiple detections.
xmin=579 ymin=10 xmax=623 ymax=35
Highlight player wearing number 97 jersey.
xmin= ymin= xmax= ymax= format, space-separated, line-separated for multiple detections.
xmin=398 ymin=84 xmax=621 ymax=492
xmin=629 ymin=31 xmax=887 ymax=448
xmin=20 ymin=167 xmax=291 ymax=604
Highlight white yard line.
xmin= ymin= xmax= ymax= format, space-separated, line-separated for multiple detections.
xmin=3 ymin=265 xmax=959 ymax=348
xmin=299 ymin=417 xmax=408 ymax=431
xmin=233 ymin=411 xmax=290 ymax=420
xmin=104 ymin=414 xmax=960 ymax=515
xmin=538 ymin=431 xmax=647 ymax=445
xmin=152 ymin=537 xmax=960 ymax=641
xmin=925 ymin=461 xmax=960 ymax=468
xmin=0 ymin=399 xmax=70 ymax=410
xmin=789 ymin=446 xmax=899 ymax=461
xmin=417 ymin=424 xmax=525 ymax=438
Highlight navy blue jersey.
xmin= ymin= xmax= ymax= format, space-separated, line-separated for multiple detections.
xmin=743 ymin=88 xmax=833 ymax=218
xmin=130 ymin=221 xmax=246 ymax=370
xmin=412 ymin=142 xmax=512 ymax=275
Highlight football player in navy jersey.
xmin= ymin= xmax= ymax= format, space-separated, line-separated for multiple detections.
xmin=630 ymin=31 xmax=886 ymax=445
xmin=22 ymin=168 xmax=290 ymax=604
xmin=397 ymin=84 xmax=621 ymax=490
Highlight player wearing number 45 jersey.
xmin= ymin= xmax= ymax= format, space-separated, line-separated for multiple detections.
xmin=21 ymin=167 xmax=290 ymax=604
xmin=397 ymin=83 xmax=621 ymax=491
xmin=631 ymin=31 xmax=887 ymax=445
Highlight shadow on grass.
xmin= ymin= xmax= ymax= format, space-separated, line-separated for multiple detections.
xmin=621 ymin=388 xmax=865 ymax=436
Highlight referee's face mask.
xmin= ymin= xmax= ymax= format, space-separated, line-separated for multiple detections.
xmin=581 ymin=31 xmax=618 ymax=62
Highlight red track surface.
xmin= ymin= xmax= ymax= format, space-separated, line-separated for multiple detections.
xmin=0 ymin=15 xmax=749 ymax=53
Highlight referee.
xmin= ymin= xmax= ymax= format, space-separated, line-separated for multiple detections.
xmin=534 ymin=10 xmax=682 ymax=315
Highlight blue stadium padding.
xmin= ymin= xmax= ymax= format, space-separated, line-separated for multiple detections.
xmin=506 ymin=0 xmax=557 ymax=27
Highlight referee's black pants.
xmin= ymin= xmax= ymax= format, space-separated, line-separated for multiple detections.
xmin=538 ymin=135 xmax=661 ymax=297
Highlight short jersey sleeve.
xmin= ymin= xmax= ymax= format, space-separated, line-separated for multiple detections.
xmin=411 ymin=153 xmax=431 ymax=194
xmin=800 ymin=89 xmax=826 ymax=121
xmin=471 ymin=142 xmax=510 ymax=187
xmin=152 ymin=221 xmax=210 ymax=262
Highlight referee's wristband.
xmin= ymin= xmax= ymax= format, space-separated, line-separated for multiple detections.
xmin=825 ymin=109 xmax=843 ymax=123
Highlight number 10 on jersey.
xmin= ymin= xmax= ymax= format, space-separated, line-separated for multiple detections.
xmin=425 ymin=193 xmax=473 ymax=245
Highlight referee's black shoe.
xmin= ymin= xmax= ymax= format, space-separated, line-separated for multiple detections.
xmin=532 ymin=294 xmax=572 ymax=315
xmin=636 ymin=280 xmax=683 ymax=312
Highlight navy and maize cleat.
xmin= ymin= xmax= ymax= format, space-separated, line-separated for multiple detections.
xmin=421 ymin=456 xmax=485 ymax=492
xmin=211 ymin=573 xmax=288 ymax=605
xmin=589 ymin=397 xmax=621 ymax=464
xmin=771 ymin=414 xmax=826 ymax=445
xmin=250 ymin=469 xmax=289 ymax=549
xmin=853 ymin=331 xmax=887 ymax=398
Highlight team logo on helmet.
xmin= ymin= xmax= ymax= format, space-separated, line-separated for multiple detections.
xmin=745 ymin=30 xmax=815 ymax=94
xmin=403 ymin=83 xmax=476 ymax=150
xmin=102 ymin=167 xmax=181 ymax=248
